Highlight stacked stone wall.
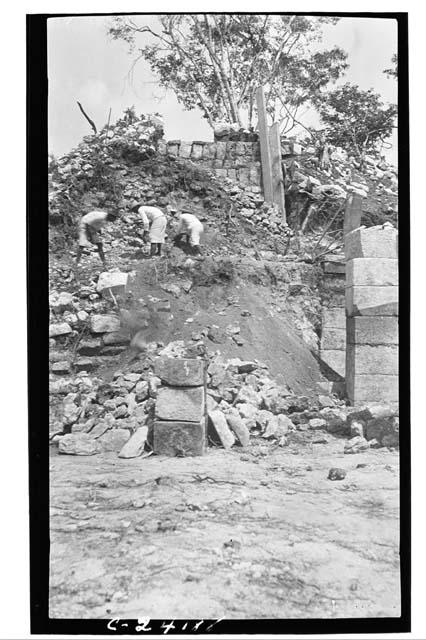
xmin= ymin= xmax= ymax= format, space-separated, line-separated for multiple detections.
xmin=157 ymin=139 xmax=302 ymax=190
xmin=344 ymin=226 xmax=398 ymax=405
xmin=153 ymin=357 xmax=207 ymax=456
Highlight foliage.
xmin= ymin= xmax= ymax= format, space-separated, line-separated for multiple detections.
xmin=108 ymin=14 xmax=348 ymax=132
xmin=48 ymin=110 xmax=164 ymax=228
xmin=383 ymin=53 xmax=398 ymax=79
xmin=315 ymin=83 xmax=397 ymax=164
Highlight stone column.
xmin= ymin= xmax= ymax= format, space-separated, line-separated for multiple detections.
xmin=153 ymin=357 xmax=207 ymax=456
xmin=345 ymin=225 xmax=398 ymax=405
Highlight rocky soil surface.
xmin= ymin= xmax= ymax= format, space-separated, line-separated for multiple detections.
xmin=50 ymin=436 xmax=400 ymax=620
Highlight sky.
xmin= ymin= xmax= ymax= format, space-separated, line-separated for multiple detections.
xmin=47 ymin=14 xmax=398 ymax=161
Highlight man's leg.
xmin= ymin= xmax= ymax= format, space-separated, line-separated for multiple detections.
xmin=157 ymin=243 xmax=162 ymax=256
xmin=150 ymin=243 xmax=157 ymax=257
xmin=76 ymin=246 xmax=84 ymax=264
xmin=96 ymin=243 xmax=107 ymax=267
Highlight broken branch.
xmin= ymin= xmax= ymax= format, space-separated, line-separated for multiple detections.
xmin=76 ymin=101 xmax=97 ymax=134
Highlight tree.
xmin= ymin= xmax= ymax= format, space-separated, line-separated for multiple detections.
xmin=108 ymin=14 xmax=348 ymax=132
xmin=315 ymin=83 xmax=397 ymax=166
xmin=384 ymin=53 xmax=398 ymax=79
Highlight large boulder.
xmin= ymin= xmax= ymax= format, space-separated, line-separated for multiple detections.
xmin=58 ymin=433 xmax=100 ymax=456
xmin=97 ymin=428 xmax=130 ymax=452
xmin=90 ymin=315 xmax=121 ymax=333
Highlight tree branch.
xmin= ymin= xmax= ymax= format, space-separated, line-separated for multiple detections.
xmin=76 ymin=101 xmax=97 ymax=133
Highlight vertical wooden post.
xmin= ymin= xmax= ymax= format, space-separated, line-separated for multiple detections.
xmin=256 ymin=86 xmax=273 ymax=202
xmin=343 ymin=193 xmax=363 ymax=236
xmin=269 ymin=122 xmax=286 ymax=224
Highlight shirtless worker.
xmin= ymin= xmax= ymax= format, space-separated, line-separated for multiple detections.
xmin=76 ymin=209 xmax=119 ymax=267
xmin=174 ymin=209 xmax=204 ymax=256
xmin=131 ymin=204 xmax=167 ymax=257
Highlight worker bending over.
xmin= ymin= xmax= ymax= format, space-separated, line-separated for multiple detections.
xmin=76 ymin=210 xmax=118 ymax=267
xmin=132 ymin=204 xmax=167 ymax=257
xmin=174 ymin=210 xmax=204 ymax=255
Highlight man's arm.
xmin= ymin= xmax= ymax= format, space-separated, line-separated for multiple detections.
xmin=139 ymin=208 xmax=150 ymax=232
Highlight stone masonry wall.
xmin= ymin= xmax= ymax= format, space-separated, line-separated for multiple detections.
xmin=157 ymin=139 xmax=302 ymax=190
xmin=319 ymin=256 xmax=346 ymax=385
xmin=344 ymin=225 xmax=399 ymax=405
xmin=158 ymin=139 xmax=262 ymax=188
xmin=153 ymin=357 xmax=207 ymax=456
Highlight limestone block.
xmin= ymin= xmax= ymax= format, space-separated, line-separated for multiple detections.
xmin=226 ymin=141 xmax=236 ymax=157
xmin=58 ymin=433 xmax=100 ymax=456
xmin=346 ymin=344 xmax=398 ymax=375
xmin=249 ymin=167 xmax=260 ymax=184
xmin=208 ymin=409 xmax=235 ymax=448
xmin=157 ymin=141 xmax=166 ymax=154
xmin=90 ymin=314 xmax=121 ymax=333
xmin=345 ymin=226 xmax=398 ymax=260
xmin=346 ymin=258 xmax=398 ymax=287
xmin=322 ymin=307 xmax=346 ymax=329
xmin=96 ymin=271 xmax=128 ymax=297
xmin=153 ymin=420 xmax=206 ymax=456
xmin=179 ymin=142 xmax=192 ymax=158
xmin=74 ymin=357 xmax=100 ymax=372
xmin=235 ymin=141 xmax=246 ymax=156
xmin=320 ymin=349 xmax=346 ymax=377
xmin=323 ymin=260 xmax=345 ymax=274
xmin=320 ymin=328 xmax=346 ymax=351
xmin=347 ymin=317 xmax=398 ymax=345
xmin=155 ymin=386 xmax=205 ymax=422
xmin=346 ymin=286 xmax=398 ymax=316
xmin=98 ymin=428 xmax=130 ymax=452
xmin=49 ymin=323 xmax=73 ymax=337
xmin=226 ymin=413 xmax=250 ymax=446
xmin=238 ymin=168 xmax=250 ymax=185
xmin=118 ymin=426 xmax=148 ymax=458
xmin=102 ymin=332 xmax=130 ymax=346
xmin=167 ymin=143 xmax=179 ymax=156
xmin=346 ymin=374 xmax=398 ymax=405
xmin=154 ymin=357 xmax=204 ymax=387
xmin=77 ymin=338 xmax=102 ymax=356
xmin=227 ymin=169 xmax=237 ymax=180
xmin=203 ymin=143 xmax=216 ymax=159
xmin=51 ymin=361 xmax=71 ymax=375
xmin=214 ymin=168 xmax=227 ymax=178
xmin=191 ymin=143 xmax=204 ymax=160
xmin=216 ymin=143 xmax=226 ymax=159
xmin=213 ymin=159 xmax=224 ymax=169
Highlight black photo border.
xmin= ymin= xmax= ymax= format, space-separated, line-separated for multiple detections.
xmin=27 ymin=10 xmax=410 ymax=635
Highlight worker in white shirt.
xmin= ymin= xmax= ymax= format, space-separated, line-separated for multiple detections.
xmin=131 ymin=204 xmax=167 ymax=257
xmin=76 ymin=210 xmax=118 ymax=267
xmin=174 ymin=209 xmax=204 ymax=255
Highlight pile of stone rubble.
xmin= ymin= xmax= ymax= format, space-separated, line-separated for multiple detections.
xmin=51 ymin=353 xmax=399 ymax=458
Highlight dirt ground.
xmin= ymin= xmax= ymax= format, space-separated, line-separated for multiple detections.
xmin=49 ymin=434 xmax=400 ymax=620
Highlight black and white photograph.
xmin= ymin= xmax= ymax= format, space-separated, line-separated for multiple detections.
xmin=25 ymin=9 xmax=410 ymax=636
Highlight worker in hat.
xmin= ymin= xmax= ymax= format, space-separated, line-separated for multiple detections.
xmin=174 ymin=209 xmax=204 ymax=255
xmin=131 ymin=204 xmax=167 ymax=257
xmin=76 ymin=210 xmax=119 ymax=267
